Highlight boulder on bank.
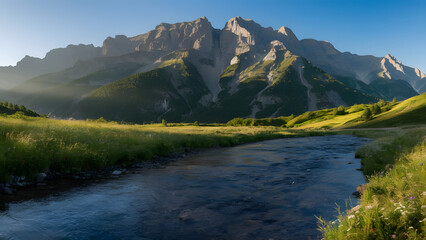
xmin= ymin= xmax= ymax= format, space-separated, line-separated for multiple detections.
xmin=36 ymin=173 xmax=47 ymax=182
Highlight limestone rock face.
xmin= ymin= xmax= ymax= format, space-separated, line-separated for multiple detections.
xmin=219 ymin=16 xmax=281 ymax=57
xmin=379 ymin=54 xmax=426 ymax=87
xmin=102 ymin=17 xmax=214 ymax=56
xmin=263 ymin=41 xmax=286 ymax=61
xmin=101 ymin=35 xmax=138 ymax=56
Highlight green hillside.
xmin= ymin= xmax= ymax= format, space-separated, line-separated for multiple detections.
xmin=0 ymin=101 xmax=39 ymax=117
xmin=77 ymin=55 xmax=209 ymax=123
xmin=16 ymin=63 xmax=142 ymax=116
xmin=334 ymin=75 xmax=387 ymax=99
xmin=226 ymin=93 xmax=426 ymax=129
xmin=356 ymin=92 xmax=426 ymax=128
xmin=369 ymin=78 xmax=419 ymax=100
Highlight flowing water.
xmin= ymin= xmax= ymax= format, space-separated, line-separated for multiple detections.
xmin=0 ymin=135 xmax=367 ymax=240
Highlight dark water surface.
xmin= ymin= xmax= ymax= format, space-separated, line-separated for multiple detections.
xmin=0 ymin=135 xmax=367 ymax=240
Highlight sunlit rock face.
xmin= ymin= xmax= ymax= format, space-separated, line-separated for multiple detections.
xmin=102 ymin=17 xmax=214 ymax=56
xmin=379 ymin=54 xmax=426 ymax=87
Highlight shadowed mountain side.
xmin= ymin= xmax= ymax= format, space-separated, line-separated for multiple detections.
xmin=74 ymin=56 xmax=210 ymax=122
xmin=15 ymin=63 xmax=143 ymax=116
xmin=5 ymin=50 xmax=165 ymax=102
xmin=0 ymin=44 xmax=102 ymax=89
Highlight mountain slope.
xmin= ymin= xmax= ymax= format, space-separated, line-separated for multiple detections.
xmin=0 ymin=44 xmax=101 ymax=89
xmin=75 ymin=52 xmax=210 ymax=122
xmin=369 ymin=78 xmax=418 ymax=101
xmin=16 ymin=63 xmax=143 ymax=116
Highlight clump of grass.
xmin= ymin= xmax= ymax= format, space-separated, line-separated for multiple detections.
xmin=319 ymin=128 xmax=426 ymax=239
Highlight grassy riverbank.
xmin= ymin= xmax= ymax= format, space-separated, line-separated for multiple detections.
xmin=0 ymin=116 xmax=327 ymax=182
xmin=319 ymin=126 xmax=426 ymax=239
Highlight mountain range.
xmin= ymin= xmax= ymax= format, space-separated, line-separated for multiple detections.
xmin=0 ymin=16 xmax=424 ymax=123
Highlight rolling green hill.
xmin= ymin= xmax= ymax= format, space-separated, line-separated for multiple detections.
xmin=0 ymin=101 xmax=39 ymax=117
xmin=226 ymin=93 xmax=426 ymax=129
xmin=355 ymin=92 xmax=426 ymax=128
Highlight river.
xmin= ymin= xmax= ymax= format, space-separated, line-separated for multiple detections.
xmin=0 ymin=135 xmax=367 ymax=240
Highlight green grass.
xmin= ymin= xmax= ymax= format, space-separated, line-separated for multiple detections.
xmin=0 ymin=116 xmax=327 ymax=183
xmin=318 ymin=127 xmax=426 ymax=239
xmin=356 ymin=93 xmax=426 ymax=128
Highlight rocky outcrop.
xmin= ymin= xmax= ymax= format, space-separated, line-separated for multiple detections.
xmin=379 ymin=54 xmax=426 ymax=88
xmin=102 ymin=17 xmax=214 ymax=56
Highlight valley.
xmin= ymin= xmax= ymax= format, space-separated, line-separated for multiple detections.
xmin=1 ymin=11 xmax=425 ymax=240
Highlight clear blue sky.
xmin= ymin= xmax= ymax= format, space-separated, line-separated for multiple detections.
xmin=1 ymin=0 xmax=425 ymax=72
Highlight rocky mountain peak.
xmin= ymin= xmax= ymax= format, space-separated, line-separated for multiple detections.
xmin=381 ymin=54 xmax=405 ymax=75
xmin=102 ymin=17 xmax=215 ymax=56
xmin=277 ymin=26 xmax=298 ymax=41
xmin=384 ymin=53 xmax=397 ymax=61
xmin=223 ymin=16 xmax=262 ymax=33
xmin=263 ymin=40 xmax=286 ymax=61
xmin=414 ymin=68 xmax=426 ymax=79
xmin=221 ymin=16 xmax=275 ymax=56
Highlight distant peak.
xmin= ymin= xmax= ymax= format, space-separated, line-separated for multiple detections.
xmin=277 ymin=26 xmax=298 ymax=40
xmin=384 ymin=54 xmax=396 ymax=60
xmin=224 ymin=16 xmax=262 ymax=30
xmin=194 ymin=16 xmax=211 ymax=25
xmin=227 ymin=16 xmax=255 ymax=24
xmin=383 ymin=54 xmax=402 ymax=65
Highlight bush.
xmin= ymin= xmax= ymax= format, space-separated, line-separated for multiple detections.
xmin=193 ymin=121 xmax=199 ymax=126
xmin=226 ymin=118 xmax=244 ymax=126
xmin=242 ymin=118 xmax=254 ymax=126
xmin=361 ymin=108 xmax=373 ymax=121
xmin=162 ymin=119 xmax=168 ymax=127
xmin=371 ymin=104 xmax=382 ymax=115
xmin=96 ymin=117 xmax=108 ymax=123
xmin=377 ymin=99 xmax=388 ymax=107
xmin=333 ymin=106 xmax=347 ymax=116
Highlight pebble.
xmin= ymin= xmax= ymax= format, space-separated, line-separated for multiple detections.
xmin=36 ymin=173 xmax=47 ymax=182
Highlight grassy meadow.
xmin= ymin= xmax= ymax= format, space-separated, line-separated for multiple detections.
xmin=0 ymin=116 xmax=326 ymax=182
